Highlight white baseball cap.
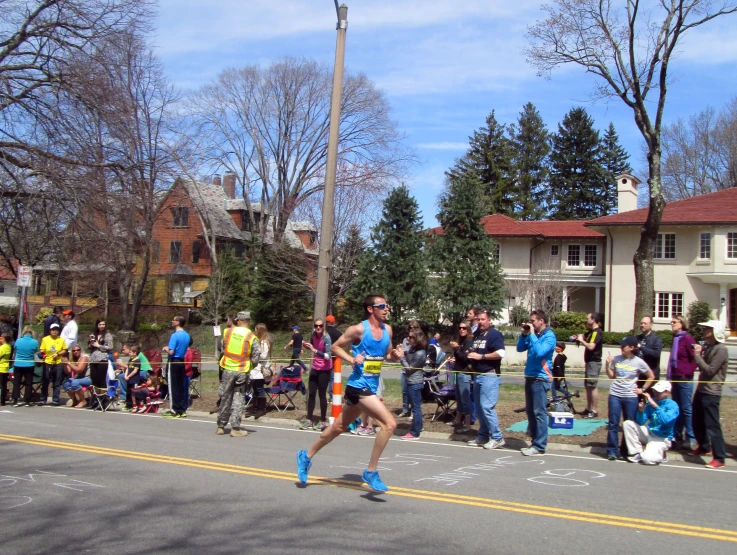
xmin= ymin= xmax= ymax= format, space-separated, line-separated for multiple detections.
xmin=651 ymin=380 xmax=672 ymax=393
xmin=697 ymin=320 xmax=726 ymax=343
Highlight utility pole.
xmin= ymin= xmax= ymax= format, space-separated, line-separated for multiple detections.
xmin=313 ymin=2 xmax=347 ymax=323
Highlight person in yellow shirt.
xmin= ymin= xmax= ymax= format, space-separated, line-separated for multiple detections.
xmin=39 ymin=323 xmax=68 ymax=406
xmin=0 ymin=333 xmax=12 ymax=406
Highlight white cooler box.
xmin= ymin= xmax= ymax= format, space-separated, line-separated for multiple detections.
xmin=548 ymin=412 xmax=574 ymax=429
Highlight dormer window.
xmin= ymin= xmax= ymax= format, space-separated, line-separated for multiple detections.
xmin=309 ymin=231 xmax=317 ymax=246
xmin=242 ymin=211 xmax=263 ymax=233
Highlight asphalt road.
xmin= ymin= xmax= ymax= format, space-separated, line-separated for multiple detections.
xmin=1 ymin=406 xmax=736 ymax=554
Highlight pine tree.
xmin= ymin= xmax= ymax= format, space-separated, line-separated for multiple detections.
xmin=549 ymin=107 xmax=609 ymax=220
xmin=200 ymin=251 xmax=249 ymax=323
xmin=428 ymin=172 xmax=505 ymax=327
xmin=510 ymin=102 xmax=551 ymax=220
xmin=330 ymin=225 xmax=366 ymax=314
xmin=447 ymin=110 xmax=515 ymax=215
xmin=344 ymin=185 xmax=426 ymax=323
xmin=600 ymin=122 xmax=632 ymax=214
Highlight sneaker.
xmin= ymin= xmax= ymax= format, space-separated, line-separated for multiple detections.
xmin=216 ymin=427 xmax=225 ymax=435
xmin=446 ymin=421 xmax=459 ymax=427
xmin=400 ymin=433 xmax=419 ymax=441
xmin=362 ymin=469 xmax=388 ymax=492
xmin=120 ymin=407 xmax=131 ymax=412
xmin=580 ymin=408 xmax=591 ymax=416
xmin=319 ymin=421 xmax=329 ymax=431
xmin=627 ymin=454 xmax=642 ymax=463
xmin=456 ymin=426 xmax=471 ymax=434
xmin=398 ymin=411 xmax=410 ymax=418
xmin=230 ymin=429 xmax=248 ymax=437
xmin=706 ymin=459 xmax=725 ymax=469
xmin=607 ymin=454 xmax=618 ymax=461
xmin=179 ymin=412 xmax=187 ymax=418
xmin=357 ymin=426 xmax=375 ymax=436
xmin=13 ymin=402 xmax=22 ymax=408
xmin=51 ymin=401 xmax=61 ymax=407
xmin=583 ymin=411 xmax=598 ymax=419
xmin=688 ymin=447 xmax=711 ymax=456
xmin=299 ymin=420 xmax=314 ymax=430
xmin=467 ymin=439 xmax=484 ymax=447
xmin=521 ymin=447 xmax=544 ymax=456
xmin=296 ymin=450 xmax=312 ymax=484
xmin=483 ymin=438 xmax=506 ymax=450
xmin=161 ymin=412 xmax=179 ymax=418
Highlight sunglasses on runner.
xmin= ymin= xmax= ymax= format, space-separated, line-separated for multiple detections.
xmin=372 ymin=303 xmax=388 ymax=309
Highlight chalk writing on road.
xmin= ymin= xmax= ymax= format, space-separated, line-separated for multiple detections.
xmin=0 ymin=470 xmax=105 ymax=510
xmin=527 ymin=469 xmax=606 ymax=487
xmin=332 ymin=453 xmax=451 ymax=472
xmin=414 ymin=455 xmax=544 ymax=487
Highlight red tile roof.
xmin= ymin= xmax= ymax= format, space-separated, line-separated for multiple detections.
xmin=428 ymin=214 xmax=604 ymax=239
xmin=586 ymin=187 xmax=737 ymax=226
xmin=0 ymin=266 xmax=15 ymax=280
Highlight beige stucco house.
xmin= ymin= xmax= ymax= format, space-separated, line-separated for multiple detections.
xmin=587 ymin=175 xmax=737 ymax=336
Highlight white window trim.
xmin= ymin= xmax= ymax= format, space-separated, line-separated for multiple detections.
xmin=697 ymin=232 xmax=711 ymax=261
xmin=550 ymin=244 xmax=560 ymax=257
xmin=582 ymin=244 xmax=598 ymax=268
xmin=653 ymin=291 xmax=684 ymax=323
xmin=726 ymin=231 xmax=737 ymax=261
xmin=565 ymin=244 xmax=581 ymax=268
xmin=654 ymin=233 xmax=676 ymax=261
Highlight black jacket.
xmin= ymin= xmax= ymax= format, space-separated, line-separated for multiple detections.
xmin=636 ymin=332 xmax=663 ymax=372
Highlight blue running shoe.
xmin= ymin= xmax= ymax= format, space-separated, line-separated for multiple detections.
xmin=296 ymin=450 xmax=312 ymax=484
xmin=362 ymin=469 xmax=388 ymax=492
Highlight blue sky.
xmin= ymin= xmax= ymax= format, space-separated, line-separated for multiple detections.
xmin=156 ymin=0 xmax=737 ymax=227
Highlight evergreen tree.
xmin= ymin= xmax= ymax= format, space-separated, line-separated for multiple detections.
xmin=600 ymin=122 xmax=632 ymax=214
xmin=549 ymin=107 xmax=609 ymax=220
xmin=330 ymin=225 xmax=366 ymax=315
xmin=446 ymin=110 xmax=515 ymax=215
xmin=344 ymin=185 xmax=427 ymax=323
xmin=428 ymin=172 xmax=505 ymax=328
xmin=510 ymin=102 xmax=551 ymax=220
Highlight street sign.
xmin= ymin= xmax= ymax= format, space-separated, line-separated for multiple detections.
xmin=16 ymin=265 xmax=31 ymax=288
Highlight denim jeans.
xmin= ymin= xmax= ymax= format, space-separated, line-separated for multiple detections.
xmin=408 ymin=383 xmax=424 ymax=437
xmin=455 ymin=372 xmax=473 ymax=415
xmin=671 ymin=380 xmax=695 ymax=443
xmin=118 ymin=373 xmax=128 ymax=401
xmin=41 ymin=363 xmax=64 ymax=404
xmin=607 ymin=395 xmax=638 ymax=457
xmin=62 ymin=376 xmax=92 ymax=392
xmin=474 ymin=373 xmax=502 ymax=443
xmin=401 ymin=372 xmax=410 ymax=413
xmin=525 ymin=377 xmax=551 ymax=452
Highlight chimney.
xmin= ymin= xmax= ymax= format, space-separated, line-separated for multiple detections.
xmin=223 ymin=171 xmax=236 ymax=200
xmin=616 ymin=173 xmax=640 ymax=213
xmin=212 ymin=173 xmax=221 ymax=186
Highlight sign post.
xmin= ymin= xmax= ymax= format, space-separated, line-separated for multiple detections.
xmin=16 ymin=266 xmax=31 ymax=338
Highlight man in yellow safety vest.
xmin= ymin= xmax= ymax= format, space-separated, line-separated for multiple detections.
xmin=217 ymin=311 xmax=260 ymax=437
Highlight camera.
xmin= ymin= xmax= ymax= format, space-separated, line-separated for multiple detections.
xmin=522 ymin=324 xmax=531 ymax=332
xmin=568 ymin=335 xmax=581 ymax=344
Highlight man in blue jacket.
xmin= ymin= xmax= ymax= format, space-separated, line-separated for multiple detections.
xmin=623 ymin=380 xmax=679 ymax=465
xmin=516 ymin=309 xmax=557 ymax=456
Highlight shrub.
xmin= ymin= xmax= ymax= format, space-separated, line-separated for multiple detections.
xmin=35 ymin=307 xmax=53 ymax=324
xmin=686 ymin=300 xmax=713 ymax=342
xmin=551 ymin=311 xmax=588 ymax=330
xmin=509 ymin=305 xmax=528 ymax=326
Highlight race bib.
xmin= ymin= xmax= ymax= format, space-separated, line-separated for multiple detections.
xmin=363 ymin=359 xmax=383 ymax=374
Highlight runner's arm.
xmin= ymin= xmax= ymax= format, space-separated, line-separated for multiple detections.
xmin=331 ymin=324 xmax=363 ymax=365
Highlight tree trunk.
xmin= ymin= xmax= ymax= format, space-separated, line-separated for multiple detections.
xmin=632 ymin=148 xmax=666 ymax=329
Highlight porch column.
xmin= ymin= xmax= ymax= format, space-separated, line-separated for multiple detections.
xmin=562 ymin=286 xmax=569 ymax=312
xmin=719 ymin=283 xmax=728 ymax=328
xmin=594 ymin=286 xmax=601 ymax=313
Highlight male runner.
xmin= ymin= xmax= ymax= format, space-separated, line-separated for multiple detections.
xmin=297 ymin=293 xmax=400 ymax=492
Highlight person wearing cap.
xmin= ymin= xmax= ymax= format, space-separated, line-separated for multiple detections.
xmin=162 ymin=316 xmax=191 ymax=418
xmin=623 ymin=380 xmax=679 ymax=465
xmin=216 ymin=311 xmax=260 ymax=437
xmin=60 ymin=310 xmax=78 ymax=350
xmin=690 ymin=320 xmax=729 ymax=469
xmin=39 ymin=323 xmax=68 ymax=406
xmin=604 ymin=336 xmax=655 ymax=461
xmin=284 ymin=325 xmax=307 ymax=372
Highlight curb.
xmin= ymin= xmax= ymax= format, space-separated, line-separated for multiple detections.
xmin=185 ymin=409 xmax=707 ymax=463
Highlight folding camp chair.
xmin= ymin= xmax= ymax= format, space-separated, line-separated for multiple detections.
xmin=265 ymin=365 xmax=305 ymax=413
xmin=423 ymin=367 xmax=456 ymax=422
xmin=89 ymin=363 xmax=119 ymax=412
xmin=186 ymin=348 xmax=202 ymax=399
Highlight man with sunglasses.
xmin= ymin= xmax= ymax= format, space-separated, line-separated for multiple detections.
xmin=297 ymin=293 xmax=400 ymax=492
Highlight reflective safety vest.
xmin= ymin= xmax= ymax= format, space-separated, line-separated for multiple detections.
xmin=219 ymin=326 xmax=257 ymax=373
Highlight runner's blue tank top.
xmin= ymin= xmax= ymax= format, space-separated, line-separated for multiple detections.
xmin=347 ymin=320 xmax=390 ymax=393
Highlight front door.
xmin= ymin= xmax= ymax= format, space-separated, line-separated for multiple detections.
xmin=730 ymin=288 xmax=737 ymax=335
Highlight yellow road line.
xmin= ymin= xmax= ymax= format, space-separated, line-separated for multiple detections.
xmin=2 ymin=433 xmax=736 ymax=543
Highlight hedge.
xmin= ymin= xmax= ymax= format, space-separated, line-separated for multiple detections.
xmin=550 ymin=328 xmax=674 ymax=349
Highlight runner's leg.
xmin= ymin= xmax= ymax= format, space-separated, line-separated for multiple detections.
xmin=307 ymin=403 xmax=362 ymax=459
xmin=358 ymin=395 xmax=397 ymax=471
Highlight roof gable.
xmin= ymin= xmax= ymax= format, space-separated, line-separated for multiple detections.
xmin=429 ymin=213 xmax=604 ymax=239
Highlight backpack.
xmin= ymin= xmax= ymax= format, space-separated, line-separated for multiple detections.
xmin=184 ymin=348 xmax=201 ymax=378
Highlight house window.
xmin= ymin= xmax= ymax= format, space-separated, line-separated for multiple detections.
xmin=234 ymin=244 xmax=245 ymax=259
xmin=242 ymin=211 xmax=261 ymax=233
xmin=309 ymin=231 xmax=318 ymax=247
xmin=491 ymin=242 xmax=500 ymax=262
xmin=151 ymin=241 xmax=160 ymax=264
xmin=728 ymin=232 xmax=737 ymax=259
xmin=584 ymin=245 xmax=597 ymax=267
xmin=169 ymin=241 xmax=182 ymax=263
xmin=191 ymin=241 xmax=201 ymax=264
xmin=172 ymin=207 xmax=189 ymax=227
xmin=169 ymin=281 xmax=192 ymax=304
xmin=567 ymin=245 xmax=580 ymax=266
xmin=656 ymin=292 xmax=683 ymax=319
xmin=550 ymin=245 xmax=559 ymax=256
xmin=699 ymin=233 xmax=711 ymax=260
xmin=654 ymin=233 xmax=676 ymax=260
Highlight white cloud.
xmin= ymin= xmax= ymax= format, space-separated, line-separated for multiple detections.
xmin=417 ymin=142 xmax=468 ymax=150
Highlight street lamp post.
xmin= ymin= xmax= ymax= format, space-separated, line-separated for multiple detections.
xmin=313 ymin=2 xmax=348 ymax=323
